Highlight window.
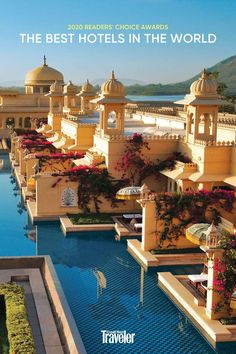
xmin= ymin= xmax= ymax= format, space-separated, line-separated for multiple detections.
xmin=61 ymin=188 xmax=76 ymax=206
xmin=108 ymin=111 xmax=116 ymax=129
xmin=6 ymin=117 xmax=15 ymax=128
xmin=43 ymin=86 xmax=50 ymax=93
xmin=33 ymin=87 xmax=40 ymax=93
xmin=24 ymin=117 xmax=31 ymax=128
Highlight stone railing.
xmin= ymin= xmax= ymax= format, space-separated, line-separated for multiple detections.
xmin=76 ymin=123 xmax=97 ymax=127
xmin=105 ymin=134 xmax=180 ymax=142
xmin=175 ymin=160 xmax=197 ymax=171
xmin=135 ymin=109 xmax=177 ymax=117
xmin=194 ymin=139 xmax=235 ymax=147
xmin=218 ymin=117 xmax=236 ymax=124
xmin=62 ymin=117 xmax=96 ymax=128
xmin=129 ymin=109 xmax=236 ymax=128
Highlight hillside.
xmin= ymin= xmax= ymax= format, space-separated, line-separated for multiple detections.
xmin=1 ymin=55 xmax=236 ymax=96
xmin=125 ymin=55 xmax=236 ymax=95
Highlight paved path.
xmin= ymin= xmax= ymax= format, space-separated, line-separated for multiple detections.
xmin=18 ymin=280 xmax=46 ymax=354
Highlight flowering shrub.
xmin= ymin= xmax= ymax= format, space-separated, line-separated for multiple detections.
xmin=12 ymin=128 xmax=38 ymax=136
xmin=19 ymin=134 xmax=56 ymax=155
xmin=155 ymin=190 xmax=236 ymax=248
xmin=213 ymin=232 xmax=236 ymax=315
xmin=35 ymin=152 xmax=84 ymax=159
xmin=52 ymin=165 xmax=127 ymax=212
xmin=21 ymin=139 xmax=52 ymax=149
xmin=21 ymin=134 xmax=43 ymax=139
xmin=115 ymin=133 xmax=191 ymax=184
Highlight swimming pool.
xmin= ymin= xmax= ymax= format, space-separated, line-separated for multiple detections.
xmin=0 ymin=154 xmax=235 ymax=354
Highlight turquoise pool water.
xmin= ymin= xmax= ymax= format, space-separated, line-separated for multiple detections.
xmin=0 ymin=154 xmax=235 ymax=354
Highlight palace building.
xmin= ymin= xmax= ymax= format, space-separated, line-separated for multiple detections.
xmin=0 ymin=57 xmax=98 ymax=141
xmin=9 ymin=69 xmax=236 ymax=220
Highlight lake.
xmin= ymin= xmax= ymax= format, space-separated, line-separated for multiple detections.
xmin=127 ymin=94 xmax=184 ymax=102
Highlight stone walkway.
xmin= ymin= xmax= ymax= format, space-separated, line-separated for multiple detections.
xmin=18 ymin=280 xmax=46 ymax=354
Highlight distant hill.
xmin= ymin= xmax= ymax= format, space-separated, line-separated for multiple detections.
xmin=91 ymin=78 xmax=146 ymax=86
xmin=125 ymin=55 xmax=236 ymax=95
xmin=0 ymin=86 xmax=24 ymax=93
xmin=1 ymin=55 xmax=236 ymax=95
xmin=0 ymin=80 xmax=24 ymax=87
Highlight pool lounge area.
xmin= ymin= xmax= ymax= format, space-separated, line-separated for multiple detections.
xmin=0 ymin=153 xmax=236 ymax=354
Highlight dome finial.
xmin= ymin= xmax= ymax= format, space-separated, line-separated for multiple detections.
xmin=201 ymin=68 xmax=207 ymax=78
xmin=111 ymin=70 xmax=115 ymax=80
xmin=43 ymin=55 xmax=47 ymax=66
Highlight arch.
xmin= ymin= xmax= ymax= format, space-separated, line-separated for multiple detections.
xmin=174 ymin=181 xmax=178 ymax=192
xmin=70 ymin=97 xmax=76 ymax=108
xmin=108 ymin=110 xmax=116 ymax=129
xmin=209 ymin=114 xmax=214 ymax=135
xmin=83 ymin=97 xmax=89 ymax=110
xmin=61 ymin=187 xmax=76 ymax=206
xmin=52 ymin=100 xmax=61 ymax=113
xmin=19 ymin=117 xmax=23 ymax=127
xmin=33 ymin=87 xmax=40 ymax=94
xmin=43 ymin=86 xmax=50 ymax=93
xmin=24 ymin=117 xmax=31 ymax=128
xmin=178 ymin=185 xmax=183 ymax=192
xmin=198 ymin=114 xmax=205 ymax=134
xmin=203 ymin=113 xmax=210 ymax=135
xmin=6 ymin=117 xmax=15 ymax=129
xmin=188 ymin=112 xmax=194 ymax=134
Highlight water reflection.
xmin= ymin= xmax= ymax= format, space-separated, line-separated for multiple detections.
xmin=93 ymin=268 xmax=107 ymax=298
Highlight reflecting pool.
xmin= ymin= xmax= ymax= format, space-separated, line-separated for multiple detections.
xmin=0 ymin=154 xmax=235 ymax=354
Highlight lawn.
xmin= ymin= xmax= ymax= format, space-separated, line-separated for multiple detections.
xmin=68 ymin=213 xmax=115 ymax=225
xmin=150 ymin=248 xmax=204 ymax=255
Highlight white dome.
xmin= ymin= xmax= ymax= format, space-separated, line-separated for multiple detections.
xmin=190 ymin=70 xmax=218 ymax=97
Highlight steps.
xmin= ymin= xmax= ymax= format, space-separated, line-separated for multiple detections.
xmin=0 ymin=138 xmax=9 ymax=151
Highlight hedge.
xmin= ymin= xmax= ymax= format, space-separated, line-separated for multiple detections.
xmin=0 ymin=283 xmax=36 ymax=353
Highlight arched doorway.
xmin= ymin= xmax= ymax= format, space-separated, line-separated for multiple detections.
xmin=6 ymin=117 xmax=15 ymax=129
xmin=108 ymin=111 xmax=116 ymax=129
xmin=24 ymin=117 xmax=31 ymax=128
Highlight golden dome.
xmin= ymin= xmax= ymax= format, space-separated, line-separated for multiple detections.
xmin=82 ymin=79 xmax=94 ymax=93
xmin=25 ymin=57 xmax=64 ymax=86
xmin=101 ymin=71 xmax=125 ymax=97
xmin=64 ymin=80 xmax=77 ymax=94
xmin=190 ymin=70 xmax=218 ymax=97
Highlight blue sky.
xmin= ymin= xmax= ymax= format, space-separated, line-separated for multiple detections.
xmin=0 ymin=0 xmax=235 ymax=84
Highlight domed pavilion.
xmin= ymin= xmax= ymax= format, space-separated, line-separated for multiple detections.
xmin=25 ymin=56 xmax=64 ymax=95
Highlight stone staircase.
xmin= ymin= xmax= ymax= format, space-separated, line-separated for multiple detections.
xmin=0 ymin=138 xmax=9 ymax=151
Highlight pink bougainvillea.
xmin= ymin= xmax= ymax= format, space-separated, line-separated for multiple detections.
xmin=51 ymin=165 xmax=127 ymax=213
xmin=35 ymin=152 xmax=84 ymax=160
xmin=212 ymin=231 xmax=236 ymax=314
xmin=115 ymin=133 xmax=191 ymax=185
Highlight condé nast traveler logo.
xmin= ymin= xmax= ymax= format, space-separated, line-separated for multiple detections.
xmin=101 ymin=330 xmax=135 ymax=344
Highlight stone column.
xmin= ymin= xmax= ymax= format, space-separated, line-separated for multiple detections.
xmin=205 ymin=248 xmax=227 ymax=320
xmin=204 ymin=113 xmax=210 ymax=136
xmin=2 ymin=118 xmax=7 ymax=129
xmin=14 ymin=117 xmax=19 ymax=128
xmin=138 ymin=198 xmax=157 ymax=251
xmin=212 ymin=112 xmax=218 ymax=141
